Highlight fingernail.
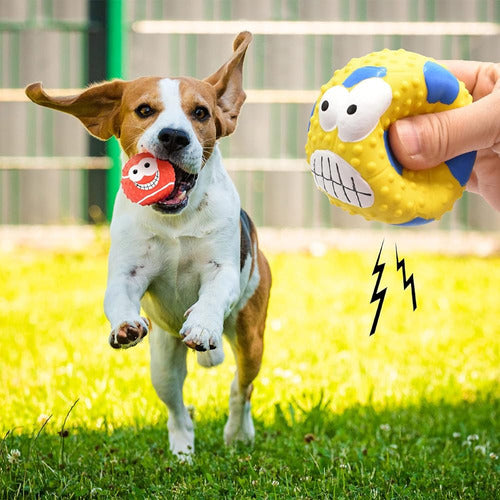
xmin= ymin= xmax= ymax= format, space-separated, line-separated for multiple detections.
xmin=395 ymin=120 xmax=421 ymax=157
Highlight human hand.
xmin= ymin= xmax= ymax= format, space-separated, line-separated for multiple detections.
xmin=389 ymin=61 xmax=500 ymax=210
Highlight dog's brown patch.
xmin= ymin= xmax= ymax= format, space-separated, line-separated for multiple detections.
xmin=239 ymin=209 xmax=254 ymax=271
xmin=177 ymin=77 xmax=218 ymax=163
xmin=118 ymin=77 xmax=164 ymax=157
xmin=234 ymin=248 xmax=271 ymax=391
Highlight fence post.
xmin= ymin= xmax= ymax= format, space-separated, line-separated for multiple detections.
xmin=106 ymin=0 xmax=126 ymax=219
xmin=87 ymin=0 xmax=107 ymax=222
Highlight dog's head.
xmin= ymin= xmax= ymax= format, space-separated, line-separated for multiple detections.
xmin=25 ymin=32 xmax=252 ymax=215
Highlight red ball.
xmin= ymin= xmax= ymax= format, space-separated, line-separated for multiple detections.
xmin=121 ymin=153 xmax=176 ymax=206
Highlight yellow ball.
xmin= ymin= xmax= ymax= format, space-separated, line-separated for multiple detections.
xmin=305 ymin=49 xmax=477 ymax=225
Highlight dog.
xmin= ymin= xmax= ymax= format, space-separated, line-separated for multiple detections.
xmin=25 ymin=31 xmax=271 ymax=459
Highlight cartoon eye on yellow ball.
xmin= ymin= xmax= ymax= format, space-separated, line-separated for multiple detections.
xmin=305 ymin=49 xmax=477 ymax=226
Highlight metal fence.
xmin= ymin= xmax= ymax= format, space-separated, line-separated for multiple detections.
xmin=1 ymin=0 xmax=499 ymax=229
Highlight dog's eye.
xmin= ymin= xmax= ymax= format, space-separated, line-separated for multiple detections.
xmin=193 ymin=106 xmax=210 ymax=122
xmin=135 ymin=104 xmax=155 ymax=118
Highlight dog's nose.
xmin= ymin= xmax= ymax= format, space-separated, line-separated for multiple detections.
xmin=158 ymin=128 xmax=190 ymax=152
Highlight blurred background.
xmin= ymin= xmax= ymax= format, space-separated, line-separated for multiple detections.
xmin=0 ymin=0 xmax=499 ymax=230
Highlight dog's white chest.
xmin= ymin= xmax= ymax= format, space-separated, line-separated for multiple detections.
xmin=141 ymin=237 xmax=209 ymax=330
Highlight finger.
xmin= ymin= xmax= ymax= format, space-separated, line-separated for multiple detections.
xmin=438 ymin=60 xmax=482 ymax=94
xmin=465 ymin=149 xmax=498 ymax=193
xmin=388 ymin=91 xmax=500 ymax=171
xmin=439 ymin=61 xmax=500 ymax=99
xmin=465 ymin=149 xmax=500 ymax=210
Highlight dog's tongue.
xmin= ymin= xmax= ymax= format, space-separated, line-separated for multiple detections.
xmin=121 ymin=153 xmax=176 ymax=206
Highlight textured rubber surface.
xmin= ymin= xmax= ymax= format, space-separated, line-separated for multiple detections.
xmin=305 ymin=48 xmax=476 ymax=225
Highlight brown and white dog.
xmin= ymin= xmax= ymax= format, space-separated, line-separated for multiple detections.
xmin=26 ymin=32 xmax=271 ymax=459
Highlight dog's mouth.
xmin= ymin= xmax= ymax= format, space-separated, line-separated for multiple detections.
xmin=152 ymin=163 xmax=198 ymax=214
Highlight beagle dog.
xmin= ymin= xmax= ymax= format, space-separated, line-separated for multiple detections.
xmin=25 ymin=32 xmax=271 ymax=459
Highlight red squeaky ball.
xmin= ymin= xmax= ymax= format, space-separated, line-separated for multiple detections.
xmin=121 ymin=153 xmax=176 ymax=205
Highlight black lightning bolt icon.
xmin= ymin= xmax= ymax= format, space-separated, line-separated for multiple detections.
xmin=369 ymin=240 xmax=387 ymax=336
xmin=395 ymin=244 xmax=417 ymax=311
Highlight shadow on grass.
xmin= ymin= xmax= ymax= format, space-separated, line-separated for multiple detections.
xmin=1 ymin=394 xmax=498 ymax=499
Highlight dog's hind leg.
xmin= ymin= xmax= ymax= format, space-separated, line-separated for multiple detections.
xmin=149 ymin=324 xmax=194 ymax=460
xmin=224 ymin=251 xmax=271 ymax=445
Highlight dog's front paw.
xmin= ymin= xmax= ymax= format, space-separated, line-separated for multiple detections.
xmin=179 ymin=312 xmax=222 ymax=352
xmin=109 ymin=317 xmax=150 ymax=349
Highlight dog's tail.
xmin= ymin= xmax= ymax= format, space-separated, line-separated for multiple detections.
xmin=197 ymin=346 xmax=225 ymax=367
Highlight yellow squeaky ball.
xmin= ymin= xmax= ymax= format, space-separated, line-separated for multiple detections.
xmin=305 ymin=49 xmax=477 ymax=225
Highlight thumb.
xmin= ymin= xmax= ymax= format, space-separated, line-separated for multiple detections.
xmin=388 ymin=92 xmax=500 ymax=170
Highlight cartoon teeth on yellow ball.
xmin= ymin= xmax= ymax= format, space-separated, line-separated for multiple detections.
xmin=305 ymin=49 xmax=477 ymax=225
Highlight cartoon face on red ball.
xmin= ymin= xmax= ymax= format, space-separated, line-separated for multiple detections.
xmin=121 ymin=153 xmax=176 ymax=206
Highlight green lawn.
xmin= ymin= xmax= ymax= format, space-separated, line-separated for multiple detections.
xmin=0 ymin=238 xmax=499 ymax=498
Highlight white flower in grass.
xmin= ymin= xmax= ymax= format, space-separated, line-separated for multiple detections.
xmin=309 ymin=241 xmax=327 ymax=257
xmin=379 ymin=424 xmax=391 ymax=431
xmin=474 ymin=445 xmax=486 ymax=455
xmin=467 ymin=434 xmax=479 ymax=442
xmin=489 ymin=452 xmax=498 ymax=460
xmin=462 ymin=440 xmax=471 ymax=447
xmin=272 ymin=367 xmax=302 ymax=384
xmin=271 ymin=480 xmax=279 ymax=487
xmin=37 ymin=413 xmax=50 ymax=425
xmin=452 ymin=432 xmax=461 ymax=439
xmin=7 ymin=449 xmax=21 ymax=464
xmin=270 ymin=319 xmax=283 ymax=331
xmin=339 ymin=463 xmax=348 ymax=469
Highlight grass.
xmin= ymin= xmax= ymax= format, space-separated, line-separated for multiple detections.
xmin=0 ymin=235 xmax=499 ymax=498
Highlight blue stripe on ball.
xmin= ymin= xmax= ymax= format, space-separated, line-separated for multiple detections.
xmin=445 ymin=151 xmax=477 ymax=187
xmin=423 ymin=61 xmax=459 ymax=105
xmin=383 ymin=130 xmax=403 ymax=175
xmin=342 ymin=66 xmax=387 ymax=88
xmin=394 ymin=217 xmax=434 ymax=226
xmin=307 ymin=102 xmax=316 ymax=132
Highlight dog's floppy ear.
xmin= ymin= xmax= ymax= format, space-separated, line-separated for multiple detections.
xmin=205 ymin=31 xmax=252 ymax=138
xmin=25 ymin=80 xmax=125 ymax=140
